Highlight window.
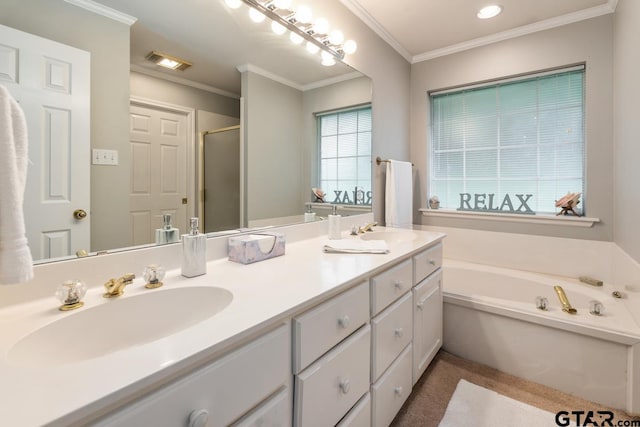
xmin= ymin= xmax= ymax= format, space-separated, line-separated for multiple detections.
xmin=318 ymin=106 xmax=372 ymax=205
xmin=429 ymin=66 xmax=585 ymax=214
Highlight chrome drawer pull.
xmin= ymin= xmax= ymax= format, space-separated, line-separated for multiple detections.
xmin=393 ymin=280 xmax=403 ymax=290
xmin=339 ymin=379 xmax=351 ymax=394
xmin=428 ymin=259 xmax=436 ymax=266
xmin=394 ymin=328 xmax=404 ymax=338
xmin=394 ymin=386 xmax=403 ymax=396
xmin=188 ymin=409 xmax=209 ymax=427
xmin=337 ymin=315 xmax=350 ymax=329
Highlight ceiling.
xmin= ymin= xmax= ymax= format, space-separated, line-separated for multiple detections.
xmin=340 ymin=0 xmax=616 ymax=62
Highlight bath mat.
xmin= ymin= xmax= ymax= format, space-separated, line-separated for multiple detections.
xmin=439 ymin=379 xmax=575 ymax=427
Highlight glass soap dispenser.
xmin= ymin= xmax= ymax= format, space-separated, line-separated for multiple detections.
xmin=155 ymin=214 xmax=179 ymax=245
xmin=181 ymin=218 xmax=207 ymax=278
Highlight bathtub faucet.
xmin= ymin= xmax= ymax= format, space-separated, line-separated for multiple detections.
xmin=553 ymin=285 xmax=577 ymax=314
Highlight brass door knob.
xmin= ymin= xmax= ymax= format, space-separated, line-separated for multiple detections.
xmin=73 ymin=209 xmax=87 ymax=220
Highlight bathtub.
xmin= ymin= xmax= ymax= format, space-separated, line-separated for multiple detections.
xmin=442 ymin=259 xmax=640 ymax=415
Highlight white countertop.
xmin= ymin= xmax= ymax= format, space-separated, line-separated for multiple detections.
xmin=0 ymin=227 xmax=444 ymax=426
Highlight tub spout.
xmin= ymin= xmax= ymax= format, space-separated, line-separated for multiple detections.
xmin=554 ymin=285 xmax=577 ymax=314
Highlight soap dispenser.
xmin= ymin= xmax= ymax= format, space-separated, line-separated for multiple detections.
xmin=328 ymin=205 xmax=341 ymax=240
xmin=181 ymin=218 xmax=207 ymax=278
xmin=304 ymin=204 xmax=316 ymax=222
xmin=155 ymin=214 xmax=179 ymax=244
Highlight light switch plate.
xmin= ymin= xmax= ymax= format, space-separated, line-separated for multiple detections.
xmin=92 ymin=149 xmax=119 ymax=165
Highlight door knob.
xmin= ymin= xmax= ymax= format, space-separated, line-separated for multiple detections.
xmin=73 ymin=209 xmax=87 ymax=220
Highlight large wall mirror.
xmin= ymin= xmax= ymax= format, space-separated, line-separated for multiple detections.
xmin=0 ymin=0 xmax=372 ymax=264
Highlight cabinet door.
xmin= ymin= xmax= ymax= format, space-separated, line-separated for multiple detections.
xmin=95 ymin=324 xmax=290 ymax=427
xmin=412 ymin=270 xmax=443 ymax=385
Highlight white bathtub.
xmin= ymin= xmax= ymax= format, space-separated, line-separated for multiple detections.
xmin=442 ymin=259 xmax=640 ymax=414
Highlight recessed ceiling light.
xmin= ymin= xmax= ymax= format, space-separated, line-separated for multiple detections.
xmin=477 ymin=5 xmax=503 ymax=19
xmin=145 ymin=51 xmax=192 ymax=71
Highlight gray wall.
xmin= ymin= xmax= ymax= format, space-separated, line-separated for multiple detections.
xmin=301 ymin=76 xmax=373 ymax=207
xmin=242 ymin=71 xmax=304 ymax=222
xmin=613 ymin=0 xmax=640 ymax=261
xmin=411 ymin=16 xmax=614 ymax=241
xmin=0 ymin=0 xmax=131 ymax=253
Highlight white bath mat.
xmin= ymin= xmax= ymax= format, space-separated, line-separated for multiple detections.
xmin=439 ymin=379 xmax=575 ymax=427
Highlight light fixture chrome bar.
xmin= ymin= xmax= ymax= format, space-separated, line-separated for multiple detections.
xmin=239 ymin=0 xmax=345 ymax=60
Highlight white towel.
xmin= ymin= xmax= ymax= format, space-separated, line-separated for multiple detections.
xmin=0 ymin=85 xmax=34 ymax=284
xmin=385 ymin=159 xmax=413 ymax=228
xmin=323 ymin=239 xmax=389 ymax=254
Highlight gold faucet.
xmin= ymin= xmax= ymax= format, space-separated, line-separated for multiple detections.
xmin=359 ymin=221 xmax=378 ymax=233
xmin=103 ymin=273 xmax=135 ymax=298
xmin=553 ymin=285 xmax=577 ymax=314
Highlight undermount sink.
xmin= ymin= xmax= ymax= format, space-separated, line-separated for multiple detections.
xmin=359 ymin=230 xmax=419 ymax=244
xmin=8 ymin=286 xmax=233 ymax=366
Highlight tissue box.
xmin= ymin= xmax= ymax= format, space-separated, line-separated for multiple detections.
xmin=228 ymin=233 xmax=285 ymax=264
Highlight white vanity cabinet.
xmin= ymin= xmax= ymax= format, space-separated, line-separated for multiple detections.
xmin=94 ymin=324 xmax=291 ymax=427
xmin=412 ymin=244 xmax=443 ymax=385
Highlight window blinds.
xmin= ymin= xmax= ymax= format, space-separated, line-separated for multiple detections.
xmin=429 ymin=66 xmax=585 ymax=214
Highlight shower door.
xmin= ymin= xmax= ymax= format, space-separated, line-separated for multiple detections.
xmin=202 ymin=126 xmax=241 ymax=232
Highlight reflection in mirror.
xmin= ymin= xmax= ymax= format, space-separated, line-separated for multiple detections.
xmin=0 ymin=0 xmax=372 ymax=263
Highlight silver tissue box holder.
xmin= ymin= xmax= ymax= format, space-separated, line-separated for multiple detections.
xmin=228 ymin=233 xmax=285 ymax=264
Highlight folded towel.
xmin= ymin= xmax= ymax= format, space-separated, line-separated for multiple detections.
xmin=385 ymin=159 xmax=413 ymax=228
xmin=323 ymin=239 xmax=389 ymax=254
xmin=0 ymin=85 xmax=34 ymax=284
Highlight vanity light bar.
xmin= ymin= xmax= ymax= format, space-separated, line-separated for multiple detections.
xmin=238 ymin=0 xmax=346 ymax=61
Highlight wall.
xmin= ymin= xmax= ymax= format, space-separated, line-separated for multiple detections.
xmin=301 ymin=76 xmax=373 ymax=206
xmin=241 ymin=71 xmax=304 ymax=223
xmin=411 ymin=16 xmax=614 ymax=241
xmin=613 ymin=0 xmax=640 ymax=262
xmin=0 ymin=0 xmax=131 ymax=253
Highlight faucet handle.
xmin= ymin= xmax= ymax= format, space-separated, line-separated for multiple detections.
xmin=121 ymin=273 xmax=135 ymax=284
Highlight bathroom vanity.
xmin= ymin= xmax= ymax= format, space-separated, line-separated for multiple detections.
xmin=0 ymin=223 xmax=444 ymax=426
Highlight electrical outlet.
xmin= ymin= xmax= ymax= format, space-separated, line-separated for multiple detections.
xmin=92 ymin=149 xmax=119 ymax=165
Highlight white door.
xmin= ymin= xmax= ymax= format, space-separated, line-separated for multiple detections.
xmin=129 ymin=103 xmax=188 ymax=245
xmin=0 ymin=24 xmax=90 ymax=261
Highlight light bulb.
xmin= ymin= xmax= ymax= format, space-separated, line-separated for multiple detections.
xmin=273 ymin=0 xmax=292 ymax=9
xmin=328 ymin=29 xmax=344 ymax=45
xmin=306 ymin=41 xmax=320 ymax=54
xmin=343 ymin=39 xmax=357 ymax=55
xmin=271 ymin=21 xmax=287 ymax=35
xmin=295 ymin=5 xmax=313 ymax=24
xmin=321 ymin=56 xmax=336 ymax=67
xmin=313 ymin=18 xmax=329 ymax=34
xmin=290 ymin=32 xmax=304 ymax=44
xmin=225 ymin=0 xmax=242 ymax=9
xmin=249 ymin=7 xmax=265 ymax=23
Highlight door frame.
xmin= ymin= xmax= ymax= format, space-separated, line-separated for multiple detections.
xmin=129 ymin=96 xmax=196 ymax=228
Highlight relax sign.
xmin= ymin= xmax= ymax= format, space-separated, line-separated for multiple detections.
xmin=457 ymin=193 xmax=535 ymax=214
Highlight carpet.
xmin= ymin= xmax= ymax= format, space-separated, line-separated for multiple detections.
xmin=438 ymin=379 xmax=574 ymax=427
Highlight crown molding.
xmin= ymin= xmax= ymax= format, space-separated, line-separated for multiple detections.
xmin=412 ymin=1 xmax=618 ymax=64
xmin=237 ymin=63 xmax=303 ymax=91
xmin=64 ymin=0 xmax=137 ymax=26
xmin=338 ymin=0 xmax=412 ymax=63
xmin=302 ymin=71 xmax=365 ymax=91
xmin=130 ymin=65 xmax=240 ymax=100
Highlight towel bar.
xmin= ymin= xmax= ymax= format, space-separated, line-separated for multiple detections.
xmin=376 ymin=156 xmax=414 ymax=166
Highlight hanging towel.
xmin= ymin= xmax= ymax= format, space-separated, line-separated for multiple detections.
xmin=0 ymin=85 xmax=34 ymax=284
xmin=385 ymin=159 xmax=413 ymax=228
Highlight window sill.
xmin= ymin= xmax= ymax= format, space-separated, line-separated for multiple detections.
xmin=419 ymin=208 xmax=600 ymax=228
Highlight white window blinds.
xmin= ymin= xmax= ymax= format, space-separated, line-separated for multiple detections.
xmin=429 ymin=66 xmax=585 ymax=214
xmin=318 ymin=106 xmax=372 ymax=205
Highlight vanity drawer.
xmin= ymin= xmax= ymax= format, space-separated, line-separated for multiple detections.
xmin=95 ymin=324 xmax=290 ymax=427
xmin=294 ymin=325 xmax=371 ymax=427
xmin=293 ymin=281 xmax=369 ymax=373
xmin=336 ymin=392 xmax=371 ymax=427
xmin=371 ymin=344 xmax=413 ymax=427
xmin=413 ymin=243 xmax=442 ymax=284
xmin=370 ymin=258 xmax=412 ymax=316
xmin=371 ymin=291 xmax=413 ymax=382
xmin=232 ymin=388 xmax=291 ymax=427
